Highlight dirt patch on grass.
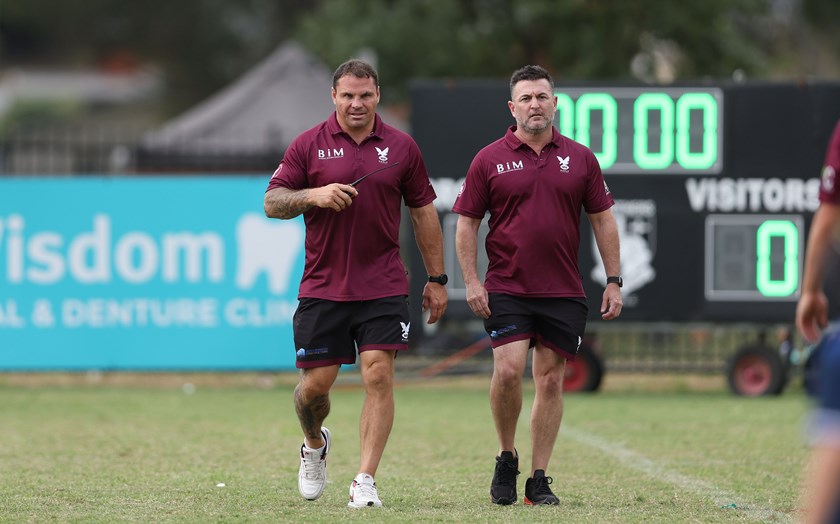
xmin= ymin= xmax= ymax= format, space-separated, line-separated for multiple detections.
xmin=0 ymin=370 xmax=731 ymax=393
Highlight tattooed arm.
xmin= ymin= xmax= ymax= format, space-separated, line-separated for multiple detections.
xmin=264 ymin=184 xmax=359 ymax=219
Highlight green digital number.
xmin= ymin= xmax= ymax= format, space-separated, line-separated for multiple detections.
xmin=756 ymin=220 xmax=798 ymax=297
xmin=555 ymin=93 xmax=575 ymax=139
xmin=676 ymin=93 xmax=718 ymax=169
xmin=574 ymin=93 xmax=617 ymax=170
xmin=634 ymin=93 xmax=674 ymax=169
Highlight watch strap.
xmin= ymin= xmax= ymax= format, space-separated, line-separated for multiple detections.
xmin=606 ymin=276 xmax=623 ymax=287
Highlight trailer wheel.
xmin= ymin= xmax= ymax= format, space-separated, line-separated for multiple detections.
xmin=726 ymin=345 xmax=787 ymax=396
xmin=564 ymin=342 xmax=604 ymax=393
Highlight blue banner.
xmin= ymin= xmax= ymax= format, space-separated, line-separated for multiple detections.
xmin=0 ymin=177 xmax=304 ymax=370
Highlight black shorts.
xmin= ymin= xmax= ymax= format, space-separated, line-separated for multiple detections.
xmin=293 ymin=296 xmax=410 ymax=369
xmin=484 ymin=293 xmax=588 ymax=360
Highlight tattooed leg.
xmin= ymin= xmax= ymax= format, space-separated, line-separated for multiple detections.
xmin=294 ymin=367 xmax=338 ymax=448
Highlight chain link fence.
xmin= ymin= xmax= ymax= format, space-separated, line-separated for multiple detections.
xmin=0 ymin=124 xmax=280 ymax=175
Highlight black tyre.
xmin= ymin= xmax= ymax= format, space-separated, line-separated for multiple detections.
xmin=726 ymin=345 xmax=787 ymax=396
xmin=564 ymin=341 xmax=604 ymax=393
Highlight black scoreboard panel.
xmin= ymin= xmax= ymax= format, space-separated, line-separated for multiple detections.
xmin=409 ymin=81 xmax=840 ymax=323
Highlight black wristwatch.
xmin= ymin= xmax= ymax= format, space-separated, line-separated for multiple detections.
xmin=606 ymin=276 xmax=623 ymax=288
xmin=428 ymin=274 xmax=448 ymax=285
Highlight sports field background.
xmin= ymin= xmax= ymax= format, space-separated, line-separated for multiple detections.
xmin=0 ymin=370 xmax=811 ymax=523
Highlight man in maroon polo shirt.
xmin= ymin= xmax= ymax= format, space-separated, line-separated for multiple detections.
xmin=453 ymin=65 xmax=622 ymax=506
xmin=264 ymin=59 xmax=448 ymax=508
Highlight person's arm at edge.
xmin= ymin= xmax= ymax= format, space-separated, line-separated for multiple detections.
xmin=588 ymin=208 xmax=623 ymax=320
xmin=408 ymin=203 xmax=448 ymax=324
xmin=455 ymin=214 xmax=491 ymax=319
xmin=797 ymin=202 xmax=840 ymax=342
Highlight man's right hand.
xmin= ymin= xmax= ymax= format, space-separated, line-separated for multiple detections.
xmin=465 ymin=281 xmax=491 ymax=319
xmin=308 ymin=183 xmax=358 ymax=212
xmin=797 ymin=290 xmax=829 ymax=343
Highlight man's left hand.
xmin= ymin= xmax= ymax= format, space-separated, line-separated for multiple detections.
xmin=422 ymin=283 xmax=448 ymax=324
xmin=600 ymin=286 xmax=623 ymax=320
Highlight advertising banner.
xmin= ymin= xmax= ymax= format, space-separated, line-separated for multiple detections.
xmin=0 ymin=177 xmax=304 ymax=370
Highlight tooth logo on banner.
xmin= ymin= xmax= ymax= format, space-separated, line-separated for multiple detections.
xmin=235 ymin=213 xmax=303 ymax=294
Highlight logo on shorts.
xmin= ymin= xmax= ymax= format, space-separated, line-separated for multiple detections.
xmin=400 ymin=321 xmax=410 ymax=341
xmin=490 ymin=324 xmax=517 ymax=340
xmin=296 ymin=347 xmax=328 ymax=359
xmin=577 ymin=336 xmax=582 ymax=351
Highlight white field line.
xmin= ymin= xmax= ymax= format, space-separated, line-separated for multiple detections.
xmin=564 ymin=427 xmax=793 ymax=523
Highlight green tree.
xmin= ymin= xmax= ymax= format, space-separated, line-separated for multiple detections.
xmin=799 ymin=0 xmax=840 ymax=76
xmin=294 ymin=0 xmax=778 ymax=100
xmin=2 ymin=0 xmax=837 ymax=113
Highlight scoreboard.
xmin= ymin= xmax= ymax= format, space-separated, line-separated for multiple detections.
xmin=409 ymin=81 xmax=840 ymax=324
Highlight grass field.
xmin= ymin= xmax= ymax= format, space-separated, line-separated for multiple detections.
xmin=0 ymin=371 xmax=813 ymax=523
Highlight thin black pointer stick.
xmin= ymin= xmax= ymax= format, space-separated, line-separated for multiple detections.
xmin=350 ymin=162 xmax=400 ymax=187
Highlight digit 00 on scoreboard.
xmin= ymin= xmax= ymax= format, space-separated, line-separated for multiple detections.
xmin=554 ymin=87 xmax=723 ymax=175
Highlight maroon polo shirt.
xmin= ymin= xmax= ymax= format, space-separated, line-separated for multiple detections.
xmin=267 ymin=113 xmax=436 ymax=301
xmin=453 ymin=126 xmax=614 ymax=298
xmin=820 ymin=120 xmax=840 ymax=205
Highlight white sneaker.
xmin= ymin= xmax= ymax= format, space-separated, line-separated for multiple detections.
xmin=347 ymin=473 xmax=382 ymax=508
xmin=298 ymin=427 xmax=331 ymax=500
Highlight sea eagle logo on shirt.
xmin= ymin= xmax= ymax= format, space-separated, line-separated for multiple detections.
xmin=376 ymin=146 xmax=390 ymax=164
xmin=604 ymin=181 xmax=611 ymax=195
xmin=317 ymin=147 xmax=344 ymax=160
xmin=496 ymin=160 xmax=524 ymax=174
xmin=557 ymin=156 xmax=570 ymax=172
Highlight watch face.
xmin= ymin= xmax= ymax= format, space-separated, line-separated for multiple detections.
xmin=430 ymin=274 xmax=448 ymax=285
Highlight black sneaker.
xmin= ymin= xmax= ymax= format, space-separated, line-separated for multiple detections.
xmin=524 ymin=469 xmax=559 ymax=505
xmin=490 ymin=450 xmax=519 ymax=505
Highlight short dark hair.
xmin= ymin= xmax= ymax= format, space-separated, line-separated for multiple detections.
xmin=332 ymin=59 xmax=379 ymax=89
xmin=509 ymin=65 xmax=553 ymax=96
